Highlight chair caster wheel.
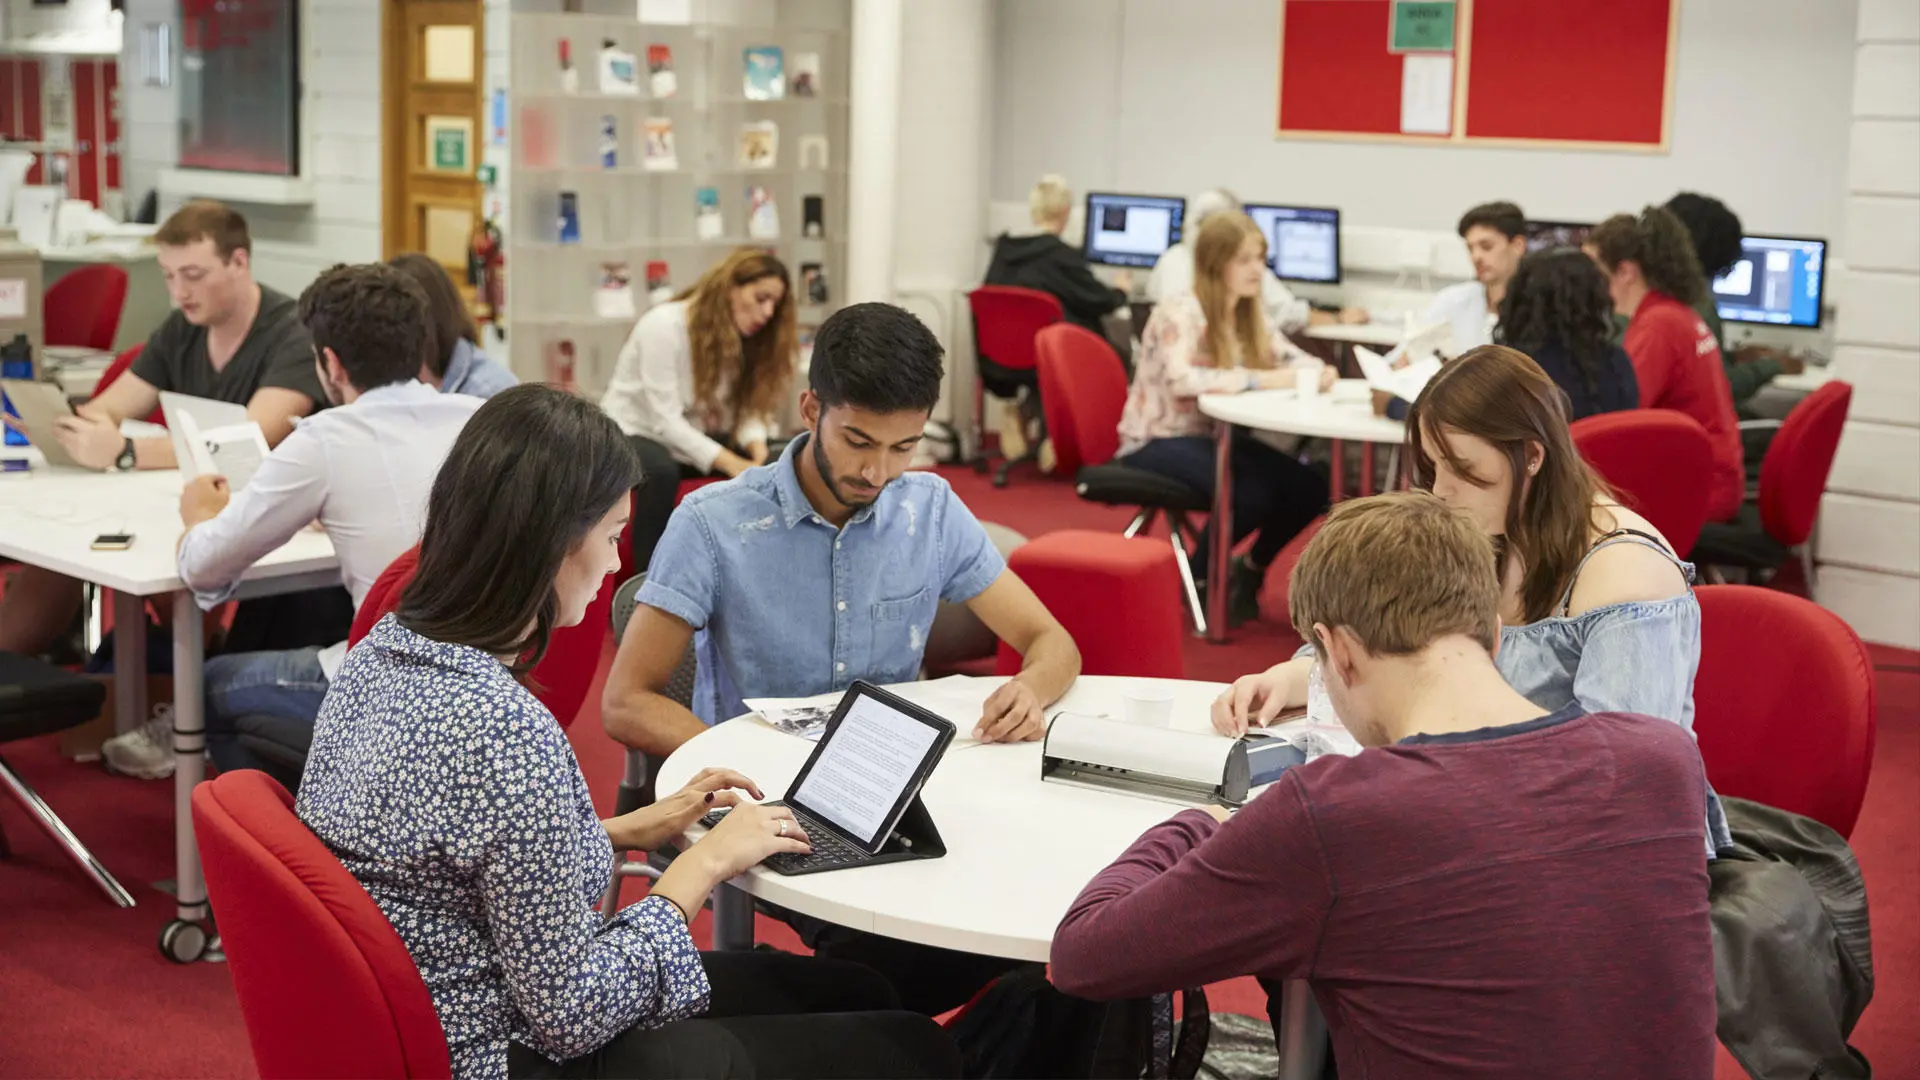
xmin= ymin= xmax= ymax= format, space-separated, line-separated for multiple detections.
xmin=160 ymin=919 xmax=210 ymax=964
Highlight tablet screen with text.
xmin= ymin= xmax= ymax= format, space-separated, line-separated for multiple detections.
xmin=790 ymin=689 xmax=944 ymax=849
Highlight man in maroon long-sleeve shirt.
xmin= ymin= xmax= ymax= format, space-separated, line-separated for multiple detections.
xmin=1052 ymin=493 xmax=1717 ymax=1079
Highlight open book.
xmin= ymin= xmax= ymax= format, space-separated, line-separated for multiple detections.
xmin=172 ymin=407 xmax=270 ymax=494
xmin=1354 ymin=344 xmax=1444 ymax=404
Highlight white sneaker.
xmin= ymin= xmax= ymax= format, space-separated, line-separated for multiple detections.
xmin=102 ymin=703 xmax=176 ymax=780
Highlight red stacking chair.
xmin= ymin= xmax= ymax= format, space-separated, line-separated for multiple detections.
xmin=193 ymin=770 xmax=451 ymax=1078
xmin=349 ymin=547 xmax=613 ymax=729
xmin=1570 ymin=410 xmax=1714 ymax=557
xmin=967 ymin=286 xmax=1062 ymax=487
xmin=93 ymin=344 xmax=167 ymax=424
xmin=1039 ymin=323 xmax=1212 ymax=633
xmin=44 ymin=263 xmax=129 ymax=351
xmin=1692 ymin=381 xmax=1852 ymax=595
xmin=996 ymin=530 xmax=1186 ymax=680
xmin=1691 ymin=584 xmax=1876 ymax=838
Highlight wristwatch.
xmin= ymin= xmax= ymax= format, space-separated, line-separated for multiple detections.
xmin=114 ymin=437 xmax=136 ymax=472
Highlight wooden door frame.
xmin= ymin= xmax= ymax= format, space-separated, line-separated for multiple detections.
xmin=380 ymin=0 xmax=485 ymax=261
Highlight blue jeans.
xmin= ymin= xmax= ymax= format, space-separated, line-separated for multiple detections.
xmin=203 ymin=647 xmax=329 ymax=775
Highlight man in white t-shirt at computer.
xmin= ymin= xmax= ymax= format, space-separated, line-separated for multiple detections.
xmin=1147 ymin=188 xmax=1366 ymax=331
xmin=1424 ymin=201 xmax=1529 ymax=354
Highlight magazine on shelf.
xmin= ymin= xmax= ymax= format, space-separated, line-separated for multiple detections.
xmin=802 ymin=262 xmax=828 ymax=306
xmin=520 ymin=107 xmax=556 ymax=168
xmin=594 ymin=262 xmax=635 ymax=320
xmin=559 ymin=38 xmax=579 ymax=94
xmin=791 ymin=52 xmax=820 ymax=98
xmin=647 ymin=44 xmax=676 ymax=98
xmin=695 ymin=187 xmax=723 ymax=240
xmin=646 ymin=261 xmax=673 ymax=304
xmin=802 ymin=195 xmax=824 ymax=238
xmin=746 ymin=185 xmax=779 ymax=240
xmin=558 ymin=191 xmax=581 ymax=244
xmin=737 ymin=120 xmax=777 ymax=169
xmin=643 ymin=117 xmax=678 ymax=170
xmin=743 ymin=46 xmax=785 ymax=100
xmin=797 ymin=134 xmax=828 ymax=171
xmin=599 ymin=115 xmax=618 ymax=168
xmin=598 ymin=40 xmax=641 ymax=95
xmin=544 ymin=340 xmax=578 ymax=392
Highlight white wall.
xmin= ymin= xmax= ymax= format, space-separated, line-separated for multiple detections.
xmin=991 ymin=0 xmax=1857 ymax=239
xmin=1818 ymin=0 xmax=1920 ymax=649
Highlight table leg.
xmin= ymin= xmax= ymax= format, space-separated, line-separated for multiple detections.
xmin=1205 ymin=420 xmax=1233 ymax=643
xmin=1274 ymin=978 xmax=1328 ymax=1080
xmin=160 ymin=595 xmax=219 ymax=964
xmin=1329 ymin=439 xmax=1346 ymax=503
xmin=711 ymin=883 xmax=755 ymax=950
xmin=1360 ymin=441 xmax=1376 ymax=497
xmin=111 ymin=591 xmax=147 ymax=736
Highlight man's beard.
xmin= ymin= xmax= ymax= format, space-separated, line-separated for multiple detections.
xmin=811 ymin=425 xmax=883 ymax=509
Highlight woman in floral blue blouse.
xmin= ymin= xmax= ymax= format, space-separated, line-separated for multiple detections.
xmin=298 ymin=385 xmax=959 ymax=1080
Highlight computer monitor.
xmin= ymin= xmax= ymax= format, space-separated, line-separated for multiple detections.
xmin=1525 ymin=219 xmax=1593 ymax=253
xmin=1081 ymin=192 xmax=1185 ymax=269
xmin=1713 ymin=234 xmax=1827 ymax=329
xmin=1244 ymin=203 xmax=1341 ymax=284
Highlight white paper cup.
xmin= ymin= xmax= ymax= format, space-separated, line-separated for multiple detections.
xmin=1293 ymin=358 xmax=1325 ymax=400
xmin=1122 ymin=686 xmax=1176 ymax=728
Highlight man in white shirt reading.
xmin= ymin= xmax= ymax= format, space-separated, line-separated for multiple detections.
xmin=99 ymin=263 xmax=483 ymax=779
xmin=1424 ymin=201 xmax=1528 ymax=354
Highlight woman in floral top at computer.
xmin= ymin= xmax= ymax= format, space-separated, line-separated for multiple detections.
xmin=1117 ymin=211 xmax=1336 ymax=626
xmin=296 ymin=384 xmax=959 ymax=1080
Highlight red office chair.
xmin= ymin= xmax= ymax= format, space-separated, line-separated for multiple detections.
xmin=1692 ymin=381 xmax=1852 ymax=595
xmin=967 ymin=286 xmax=1062 ymax=487
xmin=995 ymin=530 xmax=1186 ymax=680
xmin=1039 ymin=323 xmax=1212 ymax=633
xmin=1570 ymin=410 xmax=1714 ymax=558
xmin=1691 ymin=584 xmax=1876 ymax=838
xmin=349 ymin=547 xmax=614 ymax=730
xmin=44 ymin=263 xmax=129 ymax=351
xmin=193 ymin=771 xmax=451 ymax=1079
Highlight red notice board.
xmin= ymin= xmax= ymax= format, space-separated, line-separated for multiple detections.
xmin=1276 ymin=0 xmax=1677 ymax=151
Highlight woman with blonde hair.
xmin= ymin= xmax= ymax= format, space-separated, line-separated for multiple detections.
xmin=603 ymin=248 xmax=798 ymax=569
xmin=1116 ymin=212 xmax=1334 ymax=625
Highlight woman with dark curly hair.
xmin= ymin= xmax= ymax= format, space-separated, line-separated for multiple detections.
xmin=1495 ymin=248 xmax=1638 ymax=420
xmin=1587 ymin=207 xmax=1743 ymax=522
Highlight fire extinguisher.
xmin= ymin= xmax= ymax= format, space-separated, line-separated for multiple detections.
xmin=468 ymin=218 xmax=505 ymax=327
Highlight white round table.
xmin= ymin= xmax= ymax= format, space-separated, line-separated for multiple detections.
xmin=1302 ymin=322 xmax=1410 ymax=348
xmin=1195 ymin=382 xmax=1407 ymax=642
xmin=655 ymin=674 xmax=1327 ymax=1080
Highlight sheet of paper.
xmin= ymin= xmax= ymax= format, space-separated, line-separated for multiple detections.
xmin=743 ymin=691 xmax=842 ymax=741
xmin=1354 ymin=345 xmax=1443 ymax=402
xmin=1256 ymin=714 xmax=1364 ymax=761
xmin=1400 ymin=54 xmax=1454 ymax=135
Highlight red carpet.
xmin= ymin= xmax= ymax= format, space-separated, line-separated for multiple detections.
xmin=1 ymin=465 xmax=1915 ymax=1077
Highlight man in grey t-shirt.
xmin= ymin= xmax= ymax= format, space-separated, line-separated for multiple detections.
xmin=0 ymin=201 xmax=325 ymax=658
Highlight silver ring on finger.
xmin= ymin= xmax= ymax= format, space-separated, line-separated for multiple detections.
xmin=775 ymin=818 xmax=788 ymax=837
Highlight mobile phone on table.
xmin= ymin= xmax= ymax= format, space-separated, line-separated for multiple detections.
xmin=91 ymin=533 xmax=135 ymax=551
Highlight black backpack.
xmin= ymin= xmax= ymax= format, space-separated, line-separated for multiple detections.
xmin=945 ymin=965 xmax=1210 ymax=1079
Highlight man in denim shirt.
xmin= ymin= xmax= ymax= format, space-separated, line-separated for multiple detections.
xmin=604 ymin=301 xmax=1081 ymax=760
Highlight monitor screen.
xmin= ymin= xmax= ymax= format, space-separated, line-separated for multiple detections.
xmin=1714 ymin=235 xmax=1827 ymax=329
xmin=1081 ymin=192 xmax=1186 ymax=269
xmin=1245 ymin=203 xmax=1342 ymax=284
xmin=790 ymin=689 xmax=943 ymax=848
xmin=1525 ymin=219 xmax=1593 ymax=253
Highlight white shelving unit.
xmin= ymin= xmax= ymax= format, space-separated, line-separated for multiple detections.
xmin=504 ymin=0 xmax=851 ymax=396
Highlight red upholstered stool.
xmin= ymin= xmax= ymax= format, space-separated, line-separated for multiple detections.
xmin=996 ymin=530 xmax=1186 ymax=679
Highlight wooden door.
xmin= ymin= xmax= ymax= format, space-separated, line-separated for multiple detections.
xmin=382 ymin=0 xmax=483 ymax=284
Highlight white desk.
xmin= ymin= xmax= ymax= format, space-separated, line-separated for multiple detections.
xmin=657 ymin=675 xmax=1328 ymax=1080
xmin=1301 ymin=322 xmax=1409 ymax=348
xmin=0 ymin=454 xmax=338 ymax=960
xmin=1196 ymin=383 xmax=1407 ymax=642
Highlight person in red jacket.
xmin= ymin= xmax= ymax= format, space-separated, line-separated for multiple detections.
xmin=1586 ymin=206 xmax=1744 ymax=522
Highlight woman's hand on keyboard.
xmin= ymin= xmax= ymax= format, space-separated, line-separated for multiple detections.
xmin=689 ymin=802 xmax=813 ymax=880
xmin=605 ymin=767 xmax=763 ymax=852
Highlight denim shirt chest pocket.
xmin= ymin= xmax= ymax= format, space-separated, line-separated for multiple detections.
xmin=869 ymin=585 xmax=938 ymax=671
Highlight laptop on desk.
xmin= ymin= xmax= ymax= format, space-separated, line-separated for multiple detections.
xmin=699 ymin=680 xmax=955 ymax=876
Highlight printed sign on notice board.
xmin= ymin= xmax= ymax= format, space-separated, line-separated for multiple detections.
xmin=1389 ymin=1 xmax=1455 ymax=53
xmin=0 ymin=279 xmax=26 ymax=320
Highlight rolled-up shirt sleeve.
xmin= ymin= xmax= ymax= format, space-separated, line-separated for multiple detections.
xmin=177 ymin=425 xmax=329 ymax=609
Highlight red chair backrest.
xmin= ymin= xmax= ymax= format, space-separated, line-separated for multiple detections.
xmin=968 ymin=286 xmax=1062 ymax=375
xmin=995 ymin=531 xmax=1186 ymax=680
xmin=1692 ymin=584 xmax=1877 ymax=838
xmin=44 ymin=263 xmax=129 ymax=351
xmin=193 ymin=771 xmax=451 ymax=1079
xmin=1570 ymin=410 xmax=1713 ymax=556
xmin=94 ymin=344 xmax=167 ymax=425
xmin=348 ymin=546 xmax=611 ymax=729
xmin=1758 ymin=380 xmax=1851 ymax=547
xmin=1034 ymin=323 xmax=1129 ymax=475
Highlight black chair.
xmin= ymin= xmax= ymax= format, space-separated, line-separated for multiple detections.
xmin=599 ymin=573 xmax=699 ymax=918
xmin=0 ymin=652 xmax=134 ymax=906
